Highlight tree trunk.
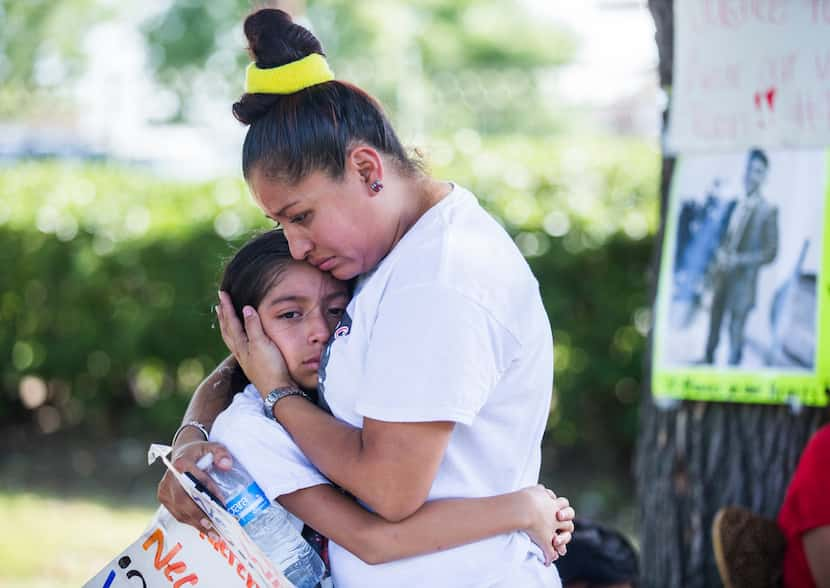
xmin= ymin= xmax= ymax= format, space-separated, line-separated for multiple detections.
xmin=635 ymin=2 xmax=830 ymax=586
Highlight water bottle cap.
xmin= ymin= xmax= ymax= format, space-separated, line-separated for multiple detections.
xmin=196 ymin=452 xmax=214 ymax=470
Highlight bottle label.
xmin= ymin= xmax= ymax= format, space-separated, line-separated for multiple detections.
xmin=225 ymin=482 xmax=270 ymax=527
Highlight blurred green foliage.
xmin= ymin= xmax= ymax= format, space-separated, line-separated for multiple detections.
xmin=0 ymin=0 xmax=114 ymax=117
xmin=0 ymin=1 xmax=575 ymax=129
xmin=1 ymin=134 xmax=657 ymax=458
xmin=143 ymin=0 xmax=576 ymax=132
xmin=0 ymin=163 xmax=267 ymax=435
xmin=1 ymin=0 xmax=658 ymax=465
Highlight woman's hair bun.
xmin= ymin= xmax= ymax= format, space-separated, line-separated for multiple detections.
xmin=243 ymin=8 xmax=324 ymax=68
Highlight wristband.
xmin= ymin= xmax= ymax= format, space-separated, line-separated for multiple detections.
xmin=172 ymin=420 xmax=209 ymax=446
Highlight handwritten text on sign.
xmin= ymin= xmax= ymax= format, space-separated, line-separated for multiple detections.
xmin=667 ymin=0 xmax=830 ymax=152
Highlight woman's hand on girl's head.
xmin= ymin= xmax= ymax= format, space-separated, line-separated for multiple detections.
xmin=216 ymin=290 xmax=294 ymax=395
xmin=521 ymin=485 xmax=576 ymax=566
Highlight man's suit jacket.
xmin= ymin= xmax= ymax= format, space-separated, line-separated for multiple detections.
xmin=719 ymin=196 xmax=779 ymax=314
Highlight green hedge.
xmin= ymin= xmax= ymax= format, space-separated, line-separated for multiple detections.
xmin=1 ymin=139 xmax=657 ymax=457
xmin=1 ymin=162 xmax=268 ymax=435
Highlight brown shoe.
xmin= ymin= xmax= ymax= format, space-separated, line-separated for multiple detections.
xmin=712 ymin=506 xmax=786 ymax=588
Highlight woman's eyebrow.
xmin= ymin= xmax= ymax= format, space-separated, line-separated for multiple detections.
xmin=275 ymin=200 xmax=300 ymax=217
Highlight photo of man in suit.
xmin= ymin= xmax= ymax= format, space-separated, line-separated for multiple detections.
xmin=702 ymin=149 xmax=779 ymax=366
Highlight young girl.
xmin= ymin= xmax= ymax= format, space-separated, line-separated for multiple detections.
xmin=208 ymin=228 xmax=573 ymax=572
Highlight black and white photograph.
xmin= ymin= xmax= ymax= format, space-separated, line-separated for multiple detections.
xmin=660 ymin=149 xmax=826 ymax=372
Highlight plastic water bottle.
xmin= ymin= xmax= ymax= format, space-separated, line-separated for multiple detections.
xmin=197 ymin=452 xmax=325 ymax=588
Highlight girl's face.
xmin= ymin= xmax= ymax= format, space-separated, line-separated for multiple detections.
xmin=256 ymin=261 xmax=351 ymax=391
xmin=249 ymin=166 xmax=389 ymax=281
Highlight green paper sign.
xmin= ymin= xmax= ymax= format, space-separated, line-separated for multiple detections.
xmin=652 ymin=149 xmax=830 ymax=407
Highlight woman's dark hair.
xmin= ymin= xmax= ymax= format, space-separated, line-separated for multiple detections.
xmin=220 ymin=228 xmax=294 ymax=392
xmin=233 ymin=8 xmax=419 ymax=183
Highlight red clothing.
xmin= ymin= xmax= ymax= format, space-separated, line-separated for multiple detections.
xmin=778 ymin=425 xmax=830 ymax=588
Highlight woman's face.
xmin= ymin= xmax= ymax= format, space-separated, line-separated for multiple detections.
xmin=249 ymin=166 xmax=388 ymax=281
xmin=256 ymin=261 xmax=351 ymax=391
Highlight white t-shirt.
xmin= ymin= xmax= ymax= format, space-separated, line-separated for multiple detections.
xmin=210 ymin=384 xmax=329 ymax=532
xmin=320 ymin=184 xmax=558 ymax=588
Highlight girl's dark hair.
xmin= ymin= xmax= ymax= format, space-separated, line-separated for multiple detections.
xmin=220 ymin=228 xmax=293 ymax=320
xmin=220 ymin=228 xmax=293 ymax=392
xmin=233 ymin=8 xmax=419 ymax=183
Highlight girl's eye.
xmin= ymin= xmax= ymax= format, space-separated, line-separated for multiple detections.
xmin=278 ymin=311 xmax=301 ymax=320
xmin=328 ymin=307 xmax=345 ymax=318
xmin=290 ymin=212 xmax=309 ymax=224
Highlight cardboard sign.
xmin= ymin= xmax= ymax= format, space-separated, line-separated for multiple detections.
xmin=84 ymin=444 xmax=293 ymax=588
xmin=668 ymin=1 xmax=830 ymax=152
xmin=84 ymin=506 xmax=289 ymax=588
xmin=652 ymin=149 xmax=830 ymax=406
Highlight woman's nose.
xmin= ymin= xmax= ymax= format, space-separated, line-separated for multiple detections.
xmin=285 ymin=229 xmax=313 ymax=261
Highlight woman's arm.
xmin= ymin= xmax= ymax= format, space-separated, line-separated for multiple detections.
xmin=274 ymin=396 xmax=453 ymax=522
xmin=278 ymin=484 xmax=575 ymax=566
xmin=217 ymin=293 xmax=455 ymax=522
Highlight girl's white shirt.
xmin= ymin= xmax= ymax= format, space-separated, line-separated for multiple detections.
xmin=210 ymin=383 xmax=328 ymax=533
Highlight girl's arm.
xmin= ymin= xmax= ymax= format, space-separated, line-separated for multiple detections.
xmin=278 ymin=484 xmax=574 ymax=566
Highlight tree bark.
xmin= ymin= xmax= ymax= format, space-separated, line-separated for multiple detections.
xmin=636 ymin=402 xmax=826 ymax=587
xmin=635 ymin=2 xmax=830 ymax=586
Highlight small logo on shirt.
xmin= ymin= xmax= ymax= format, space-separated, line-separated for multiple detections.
xmin=334 ymin=324 xmax=350 ymax=338
xmin=333 ymin=310 xmax=352 ymax=339
xmin=318 ymin=309 xmax=352 ymax=407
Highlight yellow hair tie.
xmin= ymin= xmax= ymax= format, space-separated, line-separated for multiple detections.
xmin=245 ymin=53 xmax=334 ymax=95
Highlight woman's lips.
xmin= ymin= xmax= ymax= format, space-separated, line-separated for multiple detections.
xmin=318 ymin=257 xmax=336 ymax=271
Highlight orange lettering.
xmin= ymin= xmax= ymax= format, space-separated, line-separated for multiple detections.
xmin=142 ymin=529 xmax=184 ymax=570
xmin=164 ymin=561 xmax=187 ymax=581
xmin=173 ymin=574 xmax=199 ymax=588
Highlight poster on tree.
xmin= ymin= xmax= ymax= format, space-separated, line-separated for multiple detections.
xmin=667 ymin=1 xmax=830 ymax=153
xmin=652 ymin=148 xmax=830 ymax=406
